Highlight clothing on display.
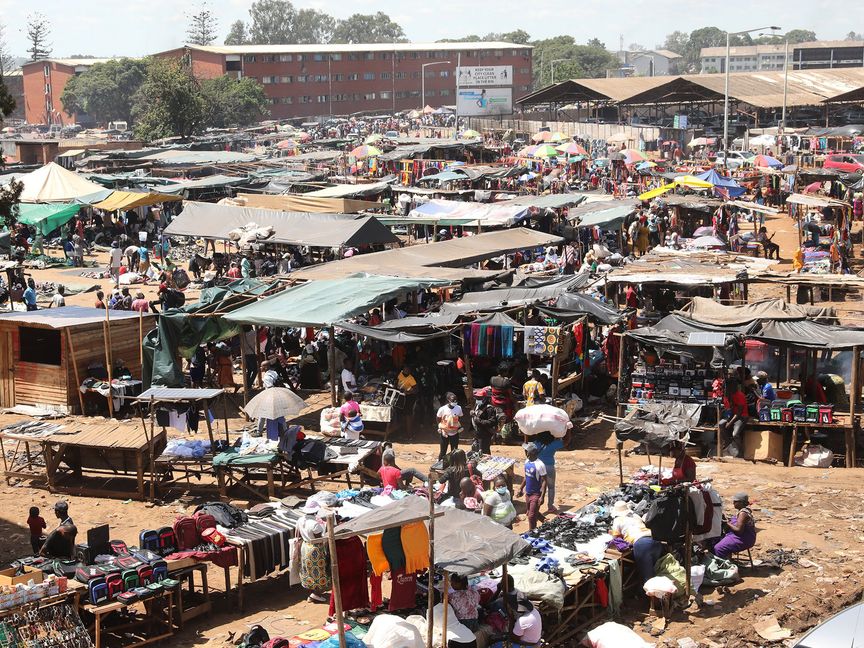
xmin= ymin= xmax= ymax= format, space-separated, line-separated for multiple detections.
xmin=328 ymin=536 xmax=370 ymax=615
xmin=524 ymin=326 xmax=561 ymax=357
xmin=388 ymin=568 xmax=418 ymax=611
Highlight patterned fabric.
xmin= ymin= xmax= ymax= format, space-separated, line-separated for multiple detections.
xmin=524 ymin=326 xmax=561 ymax=357
xmin=299 ymin=539 xmax=331 ymax=591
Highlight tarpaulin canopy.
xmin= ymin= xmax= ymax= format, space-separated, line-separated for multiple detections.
xmin=293 ymin=228 xmax=563 ymax=282
xmin=750 ymin=320 xmax=864 ymax=350
xmin=138 ymin=149 xmax=259 ymax=165
xmin=694 ymin=169 xmax=745 ymax=197
xmin=408 ymin=199 xmax=529 ymax=227
xmin=677 ymin=296 xmax=837 ymax=326
xmin=615 ymin=402 xmax=703 ymax=448
xmin=92 ymin=191 xmax=182 ymax=212
xmin=334 ymin=320 xmax=452 ymax=342
xmin=234 ymin=193 xmax=380 ymax=214
xmin=497 ymin=193 xmax=587 ymax=209
xmin=569 ymin=200 xmax=639 ymax=229
xmin=785 ymin=193 xmax=850 ymax=209
xmin=627 ymin=313 xmax=750 ymax=364
xmin=17 ymin=203 xmax=81 ymax=235
xmin=224 ymin=274 xmax=449 ymax=328
xmin=304 ymin=181 xmax=392 ymax=198
xmin=163 ymin=201 xmax=398 ymax=248
xmin=157 ymin=175 xmax=250 ymax=194
xmin=438 ymin=274 xmax=590 ymax=314
xmin=541 ymin=292 xmax=626 ymax=325
xmin=17 ymin=162 xmax=112 ymax=203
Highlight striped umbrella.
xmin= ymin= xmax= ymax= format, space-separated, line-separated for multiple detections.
xmin=276 ymin=139 xmax=297 ymax=150
xmin=533 ymin=144 xmax=560 ymax=158
xmin=364 ymin=133 xmax=383 ymax=144
xmin=619 ymin=148 xmax=646 ymax=164
xmin=556 ymin=142 xmax=589 ymax=156
xmin=350 ymin=145 xmax=382 ymax=159
xmin=517 ymin=145 xmax=538 ymax=157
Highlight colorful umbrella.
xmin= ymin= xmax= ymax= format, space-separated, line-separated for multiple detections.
xmin=635 ymin=161 xmax=657 ymax=170
xmin=803 ymin=181 xmax=823 ymax=194
xmin=460 ymin=129 xmax=482 ymax=139
xmin=350 ymin=145 xmax=382 ymax=159
xmin=547 ymin=132 xmax=567 ymax=143
xmin=517 ymin=145 xmax=538 ymax=157
xmin=364 ymin=133 xmax=383 ymax=144
xmin=674 ymin=175 xmax=714 ymax=189
xmin=619 ymin=148 xmax=646 ymax=164
xmin=532 ymin=144 xmax=560 ymax=158
xmin=275 ymin=139 xmax=297 ymax=150
xmin=556 ymin=142 xmax=589 ymax=156
xmin=532 ymin=131 xmax=557 ymax=143
xmin=753 ymin=154 xmax=783 ymax=169
xmin=296 ymin=132 xmax=312 ymax=142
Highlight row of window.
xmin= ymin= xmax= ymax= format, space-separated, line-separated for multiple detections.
xmin=268 ymin=89 xmax=433 ymax=105
xmin=245 ymin=49 xmax=528 ymax=64
xmin=260 ymin=70 xmax=458 ymax=84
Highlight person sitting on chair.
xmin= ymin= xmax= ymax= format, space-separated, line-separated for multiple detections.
xmin=712 ymin=492 xmax=757 ymax=559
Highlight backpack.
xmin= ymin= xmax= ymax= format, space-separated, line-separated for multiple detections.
xmin=137 ymin=564 xmax=153 ymax=586
xmin=157 ymin=527 xmax=176 ymax=554
xmin=88 ymin=577 xmax=109 ymax=605
xmin=151 ymin=560 xmax=168 ymax=582
xmin=238 ymin=625 xmax=270 ymax=648
xmin=115 ymin=556 xmax=143 ymax=570
xmin=105 ymin=572 xmax=124 ymax=598
xmin=122 ymin=569 xmax=140 ymax=590
xmin=262 ymin=640 xmax=291 ymax=648
xmin=139 ymin=529 xmax=160 ymax=552
xmin=201 ymin=528 xmax=226 ymax=547
xmin=52 ymin=560 xmax=80 ymax=579
xmin=194 ymin=502 xmax=248 ymax=529
xmin=75 ymin=565 xmax=104 ymax=584
xmin=132 ymin=549 xmax=161 ymax=565
xmin=293 ymin=438 xmax=327 ymax=468
xmin=173 ymin=515 xmax=199 ymax=550
xmin=110 ymin=540 xmax=129 ymax=555
xmin=193 ymin=511 xmax=217 ymax=536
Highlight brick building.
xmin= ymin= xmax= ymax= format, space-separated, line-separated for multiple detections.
xmin=21 ymin=58 xmax=113 ymax=125
xmin=154 ymin=42 xmax=533 ymax=120
xmin=3 ymin=70 xmax=25 ymax=121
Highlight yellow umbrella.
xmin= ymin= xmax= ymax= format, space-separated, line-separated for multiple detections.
xmin=638 ymin=184 xmax=675 ymax=201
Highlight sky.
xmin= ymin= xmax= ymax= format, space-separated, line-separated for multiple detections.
xmin=0 ymin=0 xmax=859 ymax=58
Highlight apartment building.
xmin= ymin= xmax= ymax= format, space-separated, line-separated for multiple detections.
xmin=700 ymin=45 xmax=789 ymax=73
xmin=21 ymin=58 xmax=114 ymax=125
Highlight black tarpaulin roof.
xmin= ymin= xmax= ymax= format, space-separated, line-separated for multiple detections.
xmin=615 ymin=402 xmax=703 ymax=448
xmin=750 ymin=320 xmax=864 ymax=350
xmin=626 ymin=314 xmax=750 ymax=364
xmin=546 ymin=292 xmax=626 ymax=325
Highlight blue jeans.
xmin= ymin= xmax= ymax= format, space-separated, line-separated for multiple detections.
xmin=633 ymin=536 xmax=664 ymax=584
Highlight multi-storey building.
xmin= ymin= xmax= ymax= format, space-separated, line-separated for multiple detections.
xmin=700 ymin=45 xmax=789 ymax=73
xmin=21 ymin=58 xmax=114 ymax=125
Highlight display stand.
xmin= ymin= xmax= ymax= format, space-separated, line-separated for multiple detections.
xmin=81 ymin=589 xmax=173 ymax=648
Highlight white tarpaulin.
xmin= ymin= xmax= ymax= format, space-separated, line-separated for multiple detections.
xmin=16 ymin=162 xmax=111 ymax=203
xmin=408 ymin=198 xmax=528 ymax=227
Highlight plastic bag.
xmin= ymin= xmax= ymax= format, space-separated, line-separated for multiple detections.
xmin=514 ymin=404 xmax=573 ymax=437
xmin=690 ymin=564 xmax=705 ymax=593
xmin=585 ymin=621 xmax=653 ymax=648
xmin=643 ymin=576 xmax=677 ymax=597
xmin=319 ymin=633 xmax=365 ymax=648
xmin=320 ymin=407 xmax=341 ymax=436
xmin=701 ymin=555 xmax=739 ymax=586
xmin=794 ymin=444 xmax=833 ymax=468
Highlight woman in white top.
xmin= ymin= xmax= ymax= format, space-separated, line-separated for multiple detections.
xmin=482 ymin=475 xmax=517 ymax=528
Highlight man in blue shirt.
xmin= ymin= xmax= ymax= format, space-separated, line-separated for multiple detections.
xmin=22 ymin=278 xmax=37 ymax=311
xmin=536 ymin=431 xmax=568 ymax=514
xmin=756 ymin=371 xmax=776 ymax=401
xmin=516 ymin=442 xmax=547 ymax=531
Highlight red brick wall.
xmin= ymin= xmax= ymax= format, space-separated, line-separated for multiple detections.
xmin=22 ymin=61 xmax=77 ymax=125
xmin=153 ymin=47 xmax=225 ymax=79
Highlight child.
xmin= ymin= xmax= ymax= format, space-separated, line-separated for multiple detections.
xmin=341 ymin=406 xmax=364 ymax=440
xmin=516 ymin=442 xmax=547 ymax=531
xmin=27 ymin=506 xmax=46 ymax=555
xmin=448 ymin=574 xmax=480 ymax=631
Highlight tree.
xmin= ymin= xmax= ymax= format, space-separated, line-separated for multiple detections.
xmin=132 ymin=58 xmax=205 ymax=140
xmin=662 ymin=30 xmax=689 ymax=55
xmin=186 ymin=2 xmax=219 ymax=46
xmin=225 ymin=20 xmax=248 ymax=45
xmin=249 ymin=0 xmax=296 ymax=44
xmin=846 ymin=31 xmax=863 ymax=41
xmin=493 ymin=30 xmax=531 ymax=44
xmin=531 ymin=35 xmax=617 ymax=87
xmin=0 ymin=76 xmax=21 ymax=227
xmin=628 ymin=43 xmax=646 ymax=51
xmin=331 ymin=12 xmax=406 ymax=44
xmin=25 ymin=13 xmax=52 ymax=61
xmin=586 ymin=37 xmax=605 ymax=49
xmin=61 ymin=58 xmax=147 ymax=125
xmin=201 ymin=75 xmax=269 ymax=128
xmin=293 ymin=9 xmax=335 ymax=44
xmin=0 ymin=22 xmax=15 ymax=74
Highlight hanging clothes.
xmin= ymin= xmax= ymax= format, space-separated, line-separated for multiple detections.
xmin=328 ymin=536 xmax=370 ymax=615
xmin=524 ymin=326 xmax=561 ymax=357
xmin=381 ymin=527 xmax=406 ymax=572
xmin=401 ymin=522 xmax=430 ymax=574
xmin=367 ymin=533 xmax=390 ymax=576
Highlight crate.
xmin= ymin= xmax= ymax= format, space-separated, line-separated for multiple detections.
xmin=744 ymin=429 xmax=784 ymax=461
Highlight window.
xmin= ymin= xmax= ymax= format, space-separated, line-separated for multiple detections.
xmin=20 ymin=327 xmax=61 ymax=365
xmin=296 ymin=54 xmax=305 ymax=62
xmin=314 ymin=53 xmax=325 ymax=61
xmin=44 ymin=64 xmax=50 ymax=77
xmin=297 ymin=75 xmax=307 ymax=82
xmin=261 ymin=55 xmax=275 ymax=63
xmin=300 ymin=95 xmax=311 ymax=103
xmin=364 ymin=92 xmax=376 ymax=100
xmin=394 ymin=72 xmax=407 ymax=79
xmin=331 ymin=54 xmax=342 ymax=61
xmin=348 ymin=73 xmax=359 ymax=81
xmin=261 ymin=76 xmax=275 ymax=84
xmin=411 ymin=71 xmax=421 ymax=79
xmin=439 ymin=70 xmax=449 ymax=77
xmin=411 ymin=52 xmax=420 ymax=59
xmin=278 ymin=54 xmax=293 ymax=62
xmin=317 ymin=95 xmax=328 ymax=102
xmin=314 ymin=75 xmax=328 ymax=82
xmin=363 ymin=72 xmax=375 ymax=80
xmin=366 ymin=53 xmax=375 ymax=60
xmin=45 ymin=83 xmax=51 ymax=94
xmin=283 ymin=96 xmax=293 ymax=104
xmin=426 ymin=89 xmax=436 ymax=97
xmin=226 ymin=60 xmax=242 ymax=72
xmin=380 ymin=53 xmax=389 ymax=60
xmin=424 ymin=71 xmax=435 ymax=79
xmin=244 ymin=55 xmax=256 ymax=63
xmin=348 ymin=53 xmax=359 ymax=61
xmin=494 ymin=49 xmax=504 ymax=57
xmin=380 ymin=90 xmax=392 ymax=99
xmin=439 ymin=89 xmax=450 ymax=96
xmin=380 ymin=72 xmax=390 ymax=80
xmin=280 ymin=75 xmax=293 ymax=83
xmin=332 ymin=74 xmax=344 ymax=81
xmin=519 ymin=67 xmax=531 ymax=74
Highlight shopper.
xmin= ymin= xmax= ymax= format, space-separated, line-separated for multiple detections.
xmin=517 ymin=442 xmax=547 ymax=531
xmin=436 ymin=392 xmax=463 ymax=460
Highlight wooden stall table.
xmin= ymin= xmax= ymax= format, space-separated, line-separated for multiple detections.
xmin=359 ymin=402 xmax=397 ymax=440
xmin=168 ymin=562 xmax=211 ymax=628
xmin=543 ymin=564 xmax=610 ymax=647
xmin=81 ymin=589 xmax=173 ymax=648
xmin=37 ymin=420 xmax=166 ymax=500
xmin=154 ymin=453 xmax=216 ymax=497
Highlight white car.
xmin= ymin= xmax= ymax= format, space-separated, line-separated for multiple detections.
xmin=714 ymin=150 xmax=755 ymax=169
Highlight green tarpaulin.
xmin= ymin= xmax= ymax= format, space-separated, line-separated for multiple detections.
xmin=224 ymin=274 xmax=448 ymax=328
xmin=142 ymin=279 xmax=269 ymax=388
xmin=17 ymin=203 xmax=81 ymax=235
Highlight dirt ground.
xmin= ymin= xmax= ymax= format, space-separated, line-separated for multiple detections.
xmin=1 ymin=209 xmax=863 ymax=646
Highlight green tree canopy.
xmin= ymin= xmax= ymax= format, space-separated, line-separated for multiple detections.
xmin=331 ymin=12 xmax=406 ymax=44
xmin=248 ymin=0 xmax=296 ymax=44
xmin=132 ymin=58 xmax=205 ymax=140
xmin=531 ymin=36 xmax=617 ymax=86
xmin=293 ymin=9 xmax=336 ymax=44
xmin=225 ymin=20 xmax=248 ymax=45
xmin=61 ymin=58 xmax=147 ymax=125
xmin=0 ymin=76 xmax=21 ymax=227
xmin=201 ymin=75 xmax=269 ymax=128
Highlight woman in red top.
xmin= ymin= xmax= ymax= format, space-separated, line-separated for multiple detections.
xmin=719 ymin=380 xmax=748 ymax=456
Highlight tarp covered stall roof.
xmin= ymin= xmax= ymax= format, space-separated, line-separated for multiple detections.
xmin=750 ymin=320 xmax=864 ymax=350
xmin=544 ymin=292 xmax=626 ymax=325
xmin=437 ymin=274 xmax=591 ymax=314
xmin=17 ymin=203 xmax=81 ymax=235
xmin=626 ymin=313 xmax=750 ymax=363
xmin=569 ymin=200 xmax=640 ymax=229
xmin=615 ymin=402 xmax=703 ymax=449
xmin=17 ymin=162 xmax=112 ymax=203
xmin=677 ymin=296 xmax=837 ymax=325
xmin=334 ymin=320 xmax=453 ymax=342
xmin=304 ymin=181 xmax=392 ymax=199
xmin=223 ymin=274 xmax=449 ymax=328
xmin=292 ymin=228 xmax=564 ymax=281
xmin=785 ymin=193 xmax=850 ymax=209
xmin=157 ymin=175 xmax=250 ymax=194
xmin=138 ymin=149 xmax=259 ymax=165
xmin=498 ymin=193 xmax=587 ymax=209
xmin=92 ymin=191 xmax=182 ymax=212
xmin=725 ymin=200 xmax=781 ymax=215
xmin=408 ymin=199 xmax=530 ymax=227
xmin=163 ymin=201 xmax=399 ymax=248
xmin=0 ymin=305 xmax=143 ymax=328
xmin=234 ymin=193 xmax=380 ymax=214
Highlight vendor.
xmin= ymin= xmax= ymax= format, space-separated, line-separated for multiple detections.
xmin=448 ymin=574 xmax=480 ymax=631
xmin=719 ymin=380 xmax=748 ymax=456
xmin=755 ymin=371 xmax=776 ymax=401
xmin=670 ymin=441 xmax=696 ymax=483
xmin=470 ymin=391 xmax=499 ymax=455
xmin=490 ymin=363 xmax=515 ymax=423
xmin=436 ymin=392 xmax=463 ymax=461
xmin=712 ymin=492 xmax=757 ymax=559
xmin=39 ymin=501 xmax=77 ymax=559
xmin=611 ymin=500 xmax=664 ymax=584
xmin=297 ymin=496 xmax=333 ymax=604
xmin=436 ymin=449 xmax=475 ymax=501
xmin=481 ymin=475 xmax=517 ymax=528
xmin=509 ymin=596 xmax=543 ymax=646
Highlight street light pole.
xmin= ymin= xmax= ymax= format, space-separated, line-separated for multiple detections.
xmin=782 ymin=38 xmax=789 ymax=131
xmin=550 ymin=58 xmax=567 ymax=85
xmin=421 ymin=60 xmax=451 ymax=110
xmin=723 ymin=25 xmax=780 ymax=153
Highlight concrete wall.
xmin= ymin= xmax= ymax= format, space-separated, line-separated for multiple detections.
xmin=470 ymin=117 xmax=661 ymax=143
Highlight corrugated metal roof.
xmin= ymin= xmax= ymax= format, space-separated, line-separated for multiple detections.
xmin=182 ymin=42 xmax=530 ymax=55
xmin=0 ymin=306 xmax=147 ymax=329
xmin=138 ymin=387 xmax=224 ymax=401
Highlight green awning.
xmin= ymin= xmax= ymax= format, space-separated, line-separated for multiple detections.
xmin=223 ymin=274 xmax=449 ymax=328
xmin=17 ymin=203 xmax=81 ymax=235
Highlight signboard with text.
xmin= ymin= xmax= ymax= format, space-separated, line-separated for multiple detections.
xmin=456 ymin=87 xmax=513 ymax=117
xmin=456 ymin=66 xmax=513 ymax=87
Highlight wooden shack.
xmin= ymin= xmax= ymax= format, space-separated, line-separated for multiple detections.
xmin=0 ymin=306 xmax=154 ymax=413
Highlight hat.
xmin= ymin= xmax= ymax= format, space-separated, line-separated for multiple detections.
xmin=755 ymin=370 xmax=768 ymax=379
xmin=111 ymin=241 xmax=119 ymax=248
xmin=611 ymin=500 xmax=632 ymax=517
xmin=733 ymin=492 xmax=750 ymax=505
xmin=300 ymin=499 xmax=320 ymax=515
xmin=522 ymin=442 xmax=539 ymax=454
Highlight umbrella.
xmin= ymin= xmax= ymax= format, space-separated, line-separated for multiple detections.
xmin=689 ymin=235 xmax=727 ymax=250
xmin=636 ymin=161 xmax=657 ymax=171
xmin=517 ymin=145 xmax=538 ymax=157
xmin=688 ymin=136 xmax=716 ymax=148
xmin=350 ymin=145 xmax=382 ymax=159
xmin=275 ymin=139 xmax=297 ymax=150
xmin=674 ymin=175 xmax=714 ymax=189
xmin=547 ymin=131 xmax=567 ymax=142
xmin=619 ymin=148 xmax=646 ymax=164
xmin=556 ymin=142 xmax=589 ymax=156
xmin=364 ymin=133 xmax=383 ymax=144
xmin=532 ymin=144 xmax=560 ymax=158
xmin=753 ymin=154 xmax=783 ymax=169
xmin=423 ymin=105 xmax=435 ymax=114
xmin=532 ymin=131 xmax=556 ymax=143
xmin=243 ymin=387 xmax=307 ymax=420
xmin=693 ymin=225 xmax=714 ymax=237
xmin=296 ymin=132 xmax=312 ymax=142
xmin=804 ymin=181 xmax=823 ymax=194
xmin=460 ymin=129 xmax=481 ymax=139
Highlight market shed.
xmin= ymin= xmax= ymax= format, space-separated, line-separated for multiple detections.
xmin=0 ymin=307 xmax=154 ymax=413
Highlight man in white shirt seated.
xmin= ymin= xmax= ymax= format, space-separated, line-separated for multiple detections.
xmin=341 ymin=358 xmax=357 ymax=395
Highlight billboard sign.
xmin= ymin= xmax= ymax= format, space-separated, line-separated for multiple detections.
xmin=456 ymin=65 xmax=513 ymax=87
xmin=456 ymin=87 xmax=513 ymax=117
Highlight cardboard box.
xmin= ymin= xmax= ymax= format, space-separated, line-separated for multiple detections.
xmin=744 ymin=429 xmax=784 ymax=461
xmin=0 ymin=566 xmax=44 ymax=586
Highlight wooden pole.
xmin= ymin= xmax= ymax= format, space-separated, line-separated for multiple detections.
xmin=427 ymin=472 xmax=435 ymax=648
xmin=849 ymin=346 xmax=861 ymax=468
xmin=240 ymin=345 xmax=250 ymax=409
xmin=325 ymin=514 xmax=347 ymax=648
xmin=138 ymin=309 xmax=144 ymax=367
xmin=149 ymin=396 xmax=157 ymax=501
xmin=102 ymin=318 xmax=114 ymax=418
xmin=461 ymin=325 xmax=474 ymax=407
xmin=328 ymin=326 xmax=337 ymax=407
xmin=254 ymin=327 xmax=263 ymax=390
xmin=502 ymin=563 xmax=511 ymax=648
xmin=615 ymin=332 xmax=626 ymax=418
xmin=222 ymin=393 xmax=231 ymax=443
xmin=65 ymin=328 xmax=86 ymax=415
xmin=684 ymin=491 xmax=692 ymax=596
xmin=441 ymin=572 xmax=450 ymax=647
xmin=617 ymin=443 xmax=624 ymax=486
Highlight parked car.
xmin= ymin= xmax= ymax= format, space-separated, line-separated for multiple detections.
xmin=823 ymin=153 xmax=864 ymax=173
xmin=714 ymin=150 xmax=756 ymax=169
